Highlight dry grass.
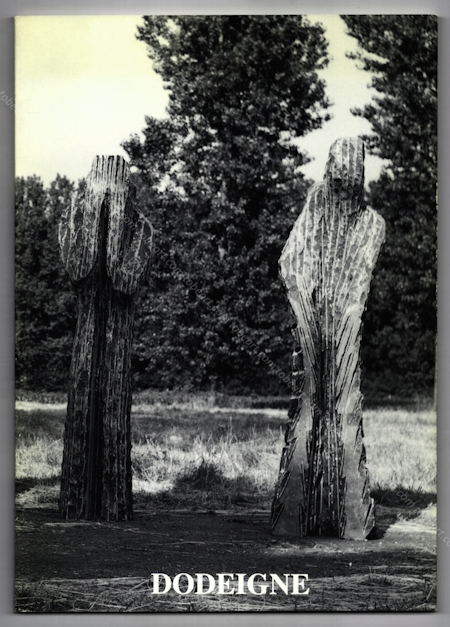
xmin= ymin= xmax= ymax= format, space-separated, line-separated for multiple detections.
xmin=16 ymin=436 xmax=62 ymax=480
xmin=364 ymin=408 xmax=436 ymax=493
xmin=15 ymin=403 xmax=437 ymax=511
xmin=15 ymin=397 xmax=437 ymax=613
xmin=131 ymin=424 xmax=282 ymax=509
xmin=15 ymin=571 xmax=436 ymax=612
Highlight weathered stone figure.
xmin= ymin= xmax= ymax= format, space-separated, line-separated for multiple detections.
xmin=59 ymin=156 xmax=153 ymax=520
xmin=271 ymin=138 xmax=385 ymax=540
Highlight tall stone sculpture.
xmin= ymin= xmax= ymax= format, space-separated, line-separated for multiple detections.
xmin=271 ymin=138 xmax=385 ymax=540
xmin=59 ymin=156 xmax=153 ymax=521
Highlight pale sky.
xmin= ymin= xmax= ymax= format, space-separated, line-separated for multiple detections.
xmin=15 ymin=15 xmax=385 ymax=187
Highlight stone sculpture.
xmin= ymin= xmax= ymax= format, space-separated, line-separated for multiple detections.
xmin=271 ymin=137 xmax=385 ymax=540
xmin=59 ymin=156 xmax=153 ymax=520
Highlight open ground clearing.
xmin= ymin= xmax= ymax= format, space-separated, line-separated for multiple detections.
xmin=15 ymin=396 xmax=437 ymax=612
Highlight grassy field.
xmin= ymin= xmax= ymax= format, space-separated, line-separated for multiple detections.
xmin=15 ymin=393 xmax=437 ymax=512
xmin=15 ymin=392 xmax=437 ymax=613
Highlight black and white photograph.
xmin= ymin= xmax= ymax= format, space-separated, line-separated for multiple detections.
xmin=13 ymin=12 xmax=438 ymax=613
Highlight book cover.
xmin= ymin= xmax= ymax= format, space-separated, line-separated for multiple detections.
xmin=14 ymin=14 xmax=437 ymax=613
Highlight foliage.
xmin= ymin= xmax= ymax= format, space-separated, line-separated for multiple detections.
xmin=15 ymin=17 xmax=437 ymax=401
xmin=15 ymin=175 xmax=77 ymax=390
xmin=342 ymin=16 xmax=437 ymax=399
xmin=123 ymin=16 xmax=330 ymax=393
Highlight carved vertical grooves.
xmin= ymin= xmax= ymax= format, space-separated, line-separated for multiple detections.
xmin=59 ymin=156 xmax=153 ymax=521
xmin=271 ymin=138 xmax=385 ymax=539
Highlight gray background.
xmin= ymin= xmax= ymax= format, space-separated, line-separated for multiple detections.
xmin=1 ymin=1 xmax=448 ymax=625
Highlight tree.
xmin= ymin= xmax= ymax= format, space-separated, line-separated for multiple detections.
xmin=124 ymin=16 xmax=330 ymax=393
xmin=15 ymin=175 xmax=77 ymax=390
xmin=342 ymin=15 xmax=437 ymax=400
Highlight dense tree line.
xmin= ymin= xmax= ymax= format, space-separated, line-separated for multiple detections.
xmin=343 ymin=16 xmax=437 ymax=399
xmin=124 ymin=15 xmax=330 ymax=394
xmin=15 ymin=175 xmax=78 ymax=389
xmin=15 ymin=15 xmax=437 ymax=401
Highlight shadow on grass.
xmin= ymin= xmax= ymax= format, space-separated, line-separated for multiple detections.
xmin=371 ymin=486 xmax=436 ymax=539
xmin=15 ymin=409 xmax=66 ymax=441
xmin=134 ymin=460 xmax=271 ymax=510
xmin=16 ymin=460 xmax=270 ymax=511
xmin=16 ymin=476 xmax=60 ymax=495
xmin=371 ymin=485 xmax=436 ymax=509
